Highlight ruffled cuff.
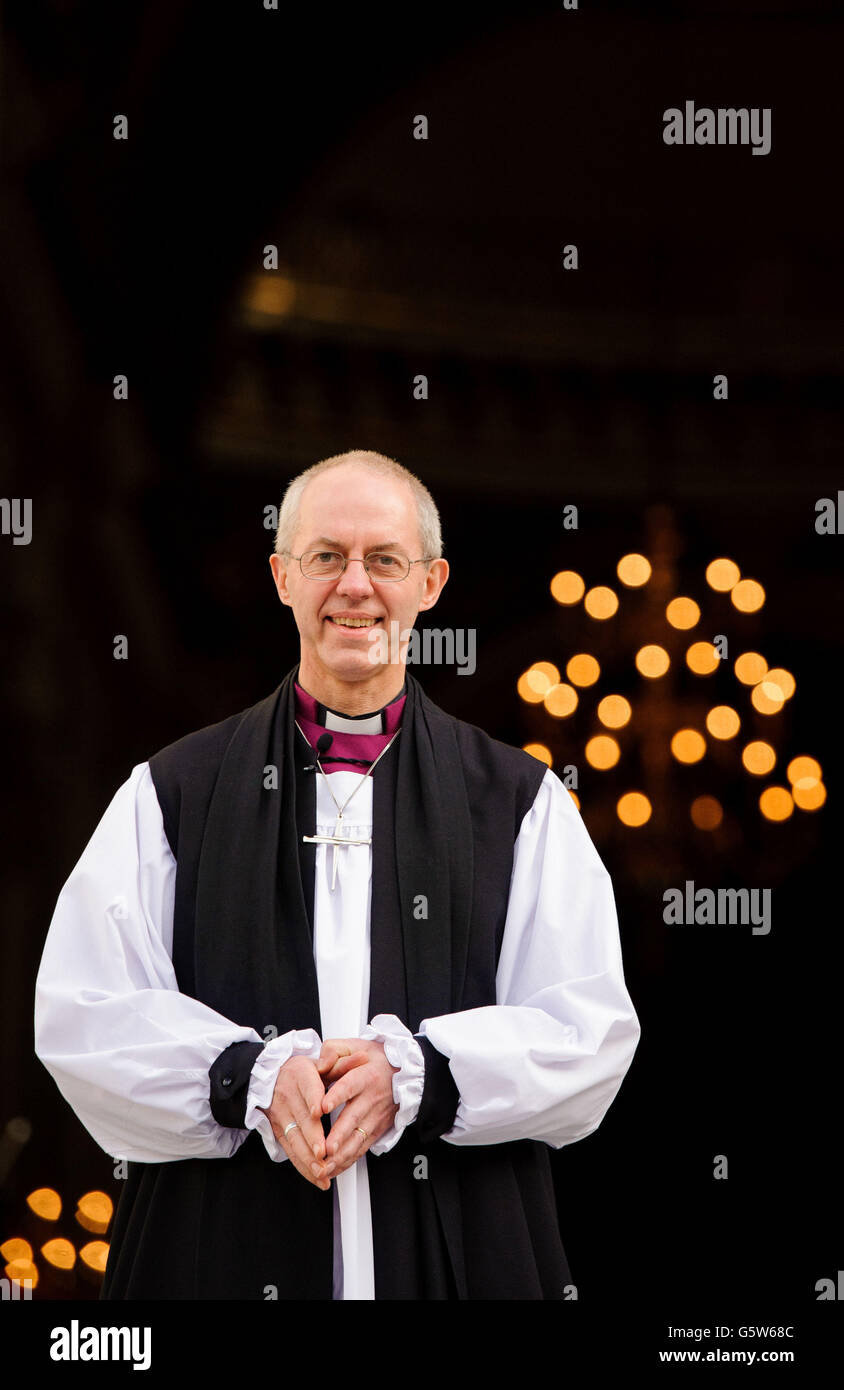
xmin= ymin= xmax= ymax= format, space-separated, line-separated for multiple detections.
xmin=361 ymin=1014 xmax=425 ymax=1155
xmin=244 ymin=1028 xmax=322 ymax=1163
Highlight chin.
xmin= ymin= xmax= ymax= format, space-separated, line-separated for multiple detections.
xmin=323 ymin=649 xmax=385 ymax=683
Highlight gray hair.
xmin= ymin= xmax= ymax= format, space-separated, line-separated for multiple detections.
xmin=273 ymin=449 xmax=443 ymax=560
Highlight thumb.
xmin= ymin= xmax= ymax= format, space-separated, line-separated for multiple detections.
xmin=317 ymin=1039 xmax=358 ymax=1073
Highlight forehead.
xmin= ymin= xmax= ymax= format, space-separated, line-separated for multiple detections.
xmin=296 ymin=467 xmax=420 ymax=546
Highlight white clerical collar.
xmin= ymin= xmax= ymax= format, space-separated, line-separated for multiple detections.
xmin=314 ymin=685 xmax=406 ymax=736
xmin=323 ymin=708 xmax=383 ymax=735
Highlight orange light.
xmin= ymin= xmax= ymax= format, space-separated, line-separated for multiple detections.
xmin=76 ymin=1191 xmax=114 ymax=1236
xmin=4 ymin=1258 xmax=38 ymax=1291
xmin=26 ymin=1188 xmax=61 ymax=1221
xmin=666 ymin=597 xmax=701 ymax=630
xmin=523 ymin=743 xmax=552 ymax=766
xmin=636 ymin=644 xmax=670 ymax=678
xmin=731 ymin=578 xmax=765 ymax=613
xmin=531 ymin=661 xmax=561 ymax=683
xmin=568 ymin=790 xmax=581 ymax=811
xmin=584 ymin=585 xmax=619 ymax=620
xmin=735 ymin=652 xmax=768 ymax=685
xmin=550 ymin=570 xmax=585 ymax=605
xmin=742 ymin=741 xmax=776 ymax=776
xmin=616 ymin=553 xmax=652 ymax=587
xmin=517 ymin=674 xmax=544 ymax=704
xmin=597 ymin=695 xmax=632 ymax=729
xmin=585 ymin=735 xmax=620 ymax=770
xmin=686 ymin=641 xmax=720 ymax=675
xmin=759 ymin=786 xmax=794 ymax=821
xmin=246 ymin=273 xmax=296 ymax=318
xmin=765 ymin=668 xmax=795 ymax=701
xmin=544 ymin=683 xmax=578 ymax=718
xmin=518 ymin=664 xmax=559 ymax=703
xmin=671 ymin=729 xmax=707 ymax=763
xmin=42 ymin=1238 xmax=76 ymax=1270
xmin=617 ymin=792 xmax=652 ymax=826
xmin=566 ymin=654 xmax=601 ymax=687
xmin=792 ymin=780 xmax=826 ymax=811
xmin=787 ymin=756 xmax=822 ymax=785
xmin=706 ymin=557 xmax=741 ymax=591
xmin=691 ymin=796 xmax=723 ymax=830
xmin=706 ymin=706 xmax=740 ymax=739
xmin=751 ymin=681 xmax=785 ymax=715
xmin=79 ymin=1241 xmax=110 ymax=1274
xmin=0 ymin=1238 xmax=32 ymax=1264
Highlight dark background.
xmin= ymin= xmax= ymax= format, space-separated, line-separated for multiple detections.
xmin=1 ymin=0 xmax=841 ymax=1318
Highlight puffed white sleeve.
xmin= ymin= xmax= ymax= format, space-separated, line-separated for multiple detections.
xmin=34 ymin=762 xmax=282 ymax=1163
xmin=417 ymin=766 xmax=640 ymax=1148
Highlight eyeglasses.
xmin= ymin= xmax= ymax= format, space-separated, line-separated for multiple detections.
xmin=284 ymin=549 xmax=432 ymax=582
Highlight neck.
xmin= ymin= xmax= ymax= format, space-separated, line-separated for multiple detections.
xmin=295 ymin=660 xmax=406 ymax=716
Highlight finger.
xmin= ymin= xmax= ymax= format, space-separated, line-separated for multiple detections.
xmin=321 ymin=1064 xmax=369 ymax=1116
xmin=294 ymin=1155 xmax=332 ymax=1191
xmin=273 ymin=1112 xmax=331 ymax=1188
xmin=326 ymin=1104 xmax=382 ymax=1172
xmin=283 ymin=1073 xmax=333 ymax=1173
xmin=296 ymin=1073 xmax=328 ymax=1159
xmin=316 ymin=1040 xmax=359 ymax=1074
xmin=269 ymin=1060 xmax=332 ymax=1189
xmin=325 ymin=1098 xmax=390 ymax=1163
xmin=320 ymin=1049 xmax=370 ymax=1084
xmin=275 ymin=1060 xmax=325 ymax=1158
xmin=281 ymin=1111 xmax=328 ymax=1178
xmin=325 ymin=1090 xmax=379 ymax=1154
xmin=283 ymin=1090 xmax=333 ymax=1179
xmin=316 ymin=1039 xmax=354 ymax=1070
xmin=284 ymin=1121 xmax=335 ymax=1188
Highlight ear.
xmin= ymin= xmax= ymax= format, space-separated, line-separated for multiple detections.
xmin=269 ymin=553 xmax=293 ymax=607
xmin=417 ymin=558 xmax=449 ymax=613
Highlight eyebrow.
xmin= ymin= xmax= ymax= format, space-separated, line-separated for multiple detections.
xmin=307 ymin=537 xmax=407 ymax=552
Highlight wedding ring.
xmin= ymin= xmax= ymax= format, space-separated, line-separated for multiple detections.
xmin=283 ymin=1122 xmax=298 ymax=1138
xmin=355 ymin=1127 xmax=368 ymax=1142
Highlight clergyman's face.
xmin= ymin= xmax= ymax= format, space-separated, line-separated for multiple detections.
xmin=269 ymin=465 xmax=449 ymax=702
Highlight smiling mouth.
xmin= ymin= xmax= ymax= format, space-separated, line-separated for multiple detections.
xmin=326 ymin=616 xmax=383 ymax=628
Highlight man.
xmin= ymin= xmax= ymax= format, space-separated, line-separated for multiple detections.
xmin=34 ymin=449 xmax=640 ymax=1300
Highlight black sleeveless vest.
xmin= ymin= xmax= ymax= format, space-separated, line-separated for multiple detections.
xmin=101 ymin=668 xmax=571 ymax=1300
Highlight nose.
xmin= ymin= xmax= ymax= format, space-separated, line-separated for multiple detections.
xmin=335 ymin=557 xmax=376 ymax=597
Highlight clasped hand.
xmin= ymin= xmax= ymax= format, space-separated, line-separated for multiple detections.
xmin=260 ymin=1038 xmax=399 ymax=1190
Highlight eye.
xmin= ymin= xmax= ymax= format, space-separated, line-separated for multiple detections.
xmin=302 ymin=550 xmax=343 ymax=577
xmin=305 ymin=551 xmax=340 ymax=565
xmin=367 ymin=553 xmax=410 ymax=579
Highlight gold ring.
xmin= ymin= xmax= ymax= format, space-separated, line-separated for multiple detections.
xmin=355 ymin=1126 xmax=368 ymax=1142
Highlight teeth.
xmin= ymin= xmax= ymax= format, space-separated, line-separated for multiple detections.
xmin=330 ymin=617 xmax=378 ymax=627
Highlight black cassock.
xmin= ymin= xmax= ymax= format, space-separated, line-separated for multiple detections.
xmin=102 ymin=666 xmax=572 ymax=1299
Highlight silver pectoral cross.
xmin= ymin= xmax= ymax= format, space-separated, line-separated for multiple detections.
xmin=302 ymin=812 xmax=372 ymax=891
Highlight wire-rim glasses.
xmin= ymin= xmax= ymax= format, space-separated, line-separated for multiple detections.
xmin=283 ymin=549 xmax=432 ymax=581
